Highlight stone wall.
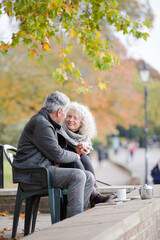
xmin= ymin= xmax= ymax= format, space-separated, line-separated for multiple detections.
xmin=0 ymin=196 xmax=51 ymax=214
xmin=118 ymin=209 xmax=160 ymax=240
xmin=1 ymin=186 xmax=160 ymax=240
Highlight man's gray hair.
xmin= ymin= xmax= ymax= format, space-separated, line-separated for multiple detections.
xmin=44 ymin=91 xmax=70 ymax=113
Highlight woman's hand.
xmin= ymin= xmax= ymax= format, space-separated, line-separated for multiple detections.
xmin=76 ymin=143 xmax=90 ymax=155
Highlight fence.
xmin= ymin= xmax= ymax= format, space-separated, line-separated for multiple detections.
xmin=0 ymin=144 xmax=3 ymax=188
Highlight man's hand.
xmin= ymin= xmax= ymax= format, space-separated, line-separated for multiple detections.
xmin=76 ymin=143 xmax=90 ymax=155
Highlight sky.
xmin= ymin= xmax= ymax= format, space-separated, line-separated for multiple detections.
xmin=0 ymin=1 xmax=160 ymax=73
xmin=114 ymin=0 xmax=160 ymax=73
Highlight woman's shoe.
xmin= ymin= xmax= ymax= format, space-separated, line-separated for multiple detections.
xmin=90 ymin=193 xmax=116 ymax=208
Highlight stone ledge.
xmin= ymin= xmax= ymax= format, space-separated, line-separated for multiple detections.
xmin=23 ymin=185 xmax=160 ymax=240
xmin=0 ymin=188 xmax=17 ymax=196
xmin=0 ymin=185 xmax=135 ymax=196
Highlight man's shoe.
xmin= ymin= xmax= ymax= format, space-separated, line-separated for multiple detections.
xmin=90 ymin=193 xmax=116 ymax=208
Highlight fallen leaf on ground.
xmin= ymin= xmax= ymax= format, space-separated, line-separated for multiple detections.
xmin=4 ymin=227 xmax=12 ymax=231
xmin=19 ymin=213 xmax=25 ymax=219
xmin=18 ymin=229 xmax=24 ymax=234
xmin=0 ymin=211 xmax=9 ymax=217
xmin=0 ymin=235 xmax=8 ymax=239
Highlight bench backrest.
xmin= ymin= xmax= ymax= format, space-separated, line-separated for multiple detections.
xmin=3 ymin=144 xmax=17 ymax=166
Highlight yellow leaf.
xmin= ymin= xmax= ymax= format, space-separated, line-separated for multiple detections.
xmin=62 ymin=64 xmax=67 ymax=70
xmin=95 ymin=31 xmax=102 ymax=40
xmin=0 ymin=211 xmax=9 ymax=216
xmin=65 ymin=5 xmax=73 ymax=16
xmin=68 ymin=29 xmax=77 ymax=39
xmin=20 ymin=213 xmax=25 ymax=218
xmin=59 ymin=51 xmax=66 ymax=57
xmin=113 ymin=54 xmax=119 ymax=63
xmin=98 ymin=82 xmax=106 ymax=90
xmin=67 ymin=63 xmax=73 ymax=71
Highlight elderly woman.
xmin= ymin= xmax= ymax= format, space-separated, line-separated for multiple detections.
xmin=60 ymin=102 xmax=115 ymax=207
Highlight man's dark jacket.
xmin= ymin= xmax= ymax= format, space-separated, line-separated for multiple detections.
xmin=13 ymin=107 xmax=78 ymax=185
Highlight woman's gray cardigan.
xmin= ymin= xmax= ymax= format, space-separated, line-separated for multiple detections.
xmin=13 ymin=107 xmax=79 ymax=185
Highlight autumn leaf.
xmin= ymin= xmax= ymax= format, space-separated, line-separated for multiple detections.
xmin=98 ymin=82 xmax=106 ymax=90
xmin=29 ymin=49 xmax=36 ymax=57
xmin=0 ymin=235 xmax=8 ymax=239
xmin=18 ymin=229 xmax=24 ymax=234
xmin=42 ymin=43 xmax=51 ymax=51
xmin=65 ymin=4 xmax=73 ymax=16
xmin=0 ymin=44 xmax=10 ymax=51
xmin=59 ymin=51 xmax=66 ymax=57
xmin=68 ymin=29 xmax=77 ymax=39
xmin=19 ymin=213 xmax=25 ymax=219
xmin=0 ymin=211 xmax=9 ymax=216
xmin=3 ymin=227 xmax=12 ymax=231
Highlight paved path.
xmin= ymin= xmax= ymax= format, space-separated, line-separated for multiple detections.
xmin=92 ymin=156 xmax=131 ymax=186
xmin=109 ymin=147 xmax=160 ymax=184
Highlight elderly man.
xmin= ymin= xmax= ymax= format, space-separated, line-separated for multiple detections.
xmin=13 ymin=91 xmax=94 ymax=217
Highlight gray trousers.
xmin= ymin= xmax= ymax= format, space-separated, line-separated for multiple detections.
xmin=53 ymin=167 xmax=94 ymax=218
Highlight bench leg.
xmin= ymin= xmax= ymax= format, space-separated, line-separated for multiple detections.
xmin=24 ymin=197 xmax=34 ymax=236
xmin=31 ymin=197 xmax=40 ymax=233
xmin=54 ymin=188 xmax=61 ymax=223
xmin=12 ymin=186 xmax=23 ymax=239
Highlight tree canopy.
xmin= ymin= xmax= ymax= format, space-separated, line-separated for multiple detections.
xmin=1 ymin=38 xmax=160 ymax=144
xmin=0 ymin=0 xmax=152 ymax=90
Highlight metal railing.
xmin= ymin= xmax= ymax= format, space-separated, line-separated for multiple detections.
xmin=0 ymin=144 xmax=3 ymax=188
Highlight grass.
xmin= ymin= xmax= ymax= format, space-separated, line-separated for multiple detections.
xmin=3 ymin=157 xmax=17 ymax=188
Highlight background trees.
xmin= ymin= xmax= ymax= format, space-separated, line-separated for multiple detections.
xmin=1 ymin=37 xmax=160 ymax=145
xmin=0 ymin=0 xmax=152 ymax=88
xmin=1 ymin=0 xmax=159 ymax=146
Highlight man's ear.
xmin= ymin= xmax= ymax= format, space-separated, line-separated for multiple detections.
xmin=57 ymin=108 xmax=62 ymax=117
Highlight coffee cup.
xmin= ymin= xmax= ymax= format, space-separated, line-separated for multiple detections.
xmin=117 ymin=188 xmax=126 ymax=201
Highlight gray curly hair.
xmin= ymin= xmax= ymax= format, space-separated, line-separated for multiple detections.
xmin=66 ymin=102 xmax=97 ymax=140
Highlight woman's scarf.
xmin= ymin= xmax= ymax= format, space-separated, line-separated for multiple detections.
xmin=57 ymin=121 xmax=90 ymax=148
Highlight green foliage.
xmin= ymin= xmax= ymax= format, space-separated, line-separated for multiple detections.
xmin=116 ymin=125 xmax=142 ymax=140
xmin=0 ymin=118 xmax=29 ymax=147
xmin=4 ymin=157 xmax=16 ymax=188
xmin=0 ymin=0 xmax=151 ymax=88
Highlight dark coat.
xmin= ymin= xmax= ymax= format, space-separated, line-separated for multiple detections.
xmin=151 ymin=164 xmax=160 ymax=184
xmin=13 ymin=107 xmax=79 ymax=185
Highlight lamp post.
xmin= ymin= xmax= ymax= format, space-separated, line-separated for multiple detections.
xmin=139 ymin=61 xmax=150 ymax=184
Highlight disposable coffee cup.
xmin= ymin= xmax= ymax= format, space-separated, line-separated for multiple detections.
xmin=117 ymin=189 xmax=126 ymax=201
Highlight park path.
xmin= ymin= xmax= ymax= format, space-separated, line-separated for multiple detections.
xmin=91 ymin=151 xmax=131 ymax=186
xmin=109 ymin=147 xmax=160 ymax=184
